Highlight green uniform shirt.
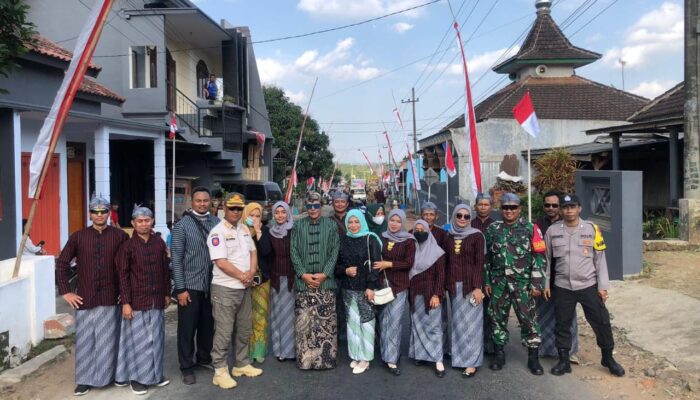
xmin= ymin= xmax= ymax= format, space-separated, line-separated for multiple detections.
xmin=290 ymin=216 xmax=340 ymax=291
xmin=485 ymin=218 xmax=545 ymax=290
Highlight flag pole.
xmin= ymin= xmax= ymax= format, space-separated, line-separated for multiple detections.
xmin=528 ymin=134 xmax=532 ymax=223
xmin=446 ymin=172 xmax=450 ymax=224
xmin=285 ymin=77 xmax=318 ymax=203
xmin=171 ymin=131 xmax=176 ymax=224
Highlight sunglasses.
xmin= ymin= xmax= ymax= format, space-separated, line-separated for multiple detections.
xmin=89 ymin=210 xmax=109 ymax=215
xmin=227 ymin=206 xmax=244 ymax=212
xmin=455 ymin=213 xmax=471 ymax=220
xmin=305 ymin=203 xmax=322 ymax=210
xmin=501 ymin=205 xmax=519 ymax=211
xmin=544 ymin=203 xmax=559 ymax=208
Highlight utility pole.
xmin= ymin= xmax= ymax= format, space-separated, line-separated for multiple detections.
xmin=682 ymin=0 xmax=700 ymax=243
xmin=618 ymin=59 xmax=627 ymax=90
xmin=402 ymin=87 xmax=420 ymax=155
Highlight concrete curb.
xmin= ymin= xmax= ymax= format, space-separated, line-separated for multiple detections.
xmin=0 ymin=345 xmax=67 ymax=384
xmin=643 ymin=239 xmax=699 ymax=252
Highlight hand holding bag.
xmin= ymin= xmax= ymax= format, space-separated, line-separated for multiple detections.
xmin=365 ymin=235 xmax=395 ymax=305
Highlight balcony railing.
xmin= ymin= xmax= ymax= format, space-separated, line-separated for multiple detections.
xmin=167 ymin=80 xmax=200 ymax=135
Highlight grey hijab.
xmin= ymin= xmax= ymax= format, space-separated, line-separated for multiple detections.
xmin=409 ymin=220 xmax=445 ymax=280
xmin=448 ymin=204 xmax=481 ymax=239
xmin=381 ymin=209 xmax=415 ymax=242
xmin=269 ymin=201 xmax=293 ymax=239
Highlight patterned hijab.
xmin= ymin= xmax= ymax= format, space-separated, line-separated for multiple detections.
xmin=345 ymin=209 xmax=382 ymax=247
xmin=365 ymin=203 xmax=387 ymax=235
xmin=448 ymin=204 xmax=481 ymax=239
xmin=269 ymin=201 xmax=293 ymax=239
xmin=409 ymin=219 xmax=445 ymax=280
xmin=381 ymin=209 xmax=415 ymax=243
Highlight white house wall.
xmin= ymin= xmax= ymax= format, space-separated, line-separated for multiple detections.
xmin=450 ymin=118 xmax=630 ymax=202
xmin=167 ymin=37 xmax=223 ymax=102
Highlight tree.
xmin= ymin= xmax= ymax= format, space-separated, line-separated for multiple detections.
xmin=263 ymin=85 xmax=335 ymax=187
xmin=0 ymin=0 xmax=36 ymax=93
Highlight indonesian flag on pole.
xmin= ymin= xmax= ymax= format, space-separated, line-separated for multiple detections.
xmin=443 ymin=141 xmax=457 ymax=178
xmin=513 ymin=91 xmax=540 ymax=138
xmin=392 ymin=107 xmax=404 ymax=129
xmin=306 ymin=176 xmax=315 ymax=191
xmin=383 ymin=131 xmax=399 ymax=168
xmin=406 ymin=143 xmax=421 ymax=191
xmin=28 ymin=0 xmax=115 ymax=198
xmin=361 ymin=151 xmax=376 ymax=176
xmin=453 ymin=21 xmax=482 ymax=198
xmin=292 ymin=169 xmax=298 ymax=187
xmin=169 ymin=112 xmax=177 ymax=140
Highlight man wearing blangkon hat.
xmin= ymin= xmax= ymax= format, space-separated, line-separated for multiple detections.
xmin=56 ymin=196 xmax=129 ymax=396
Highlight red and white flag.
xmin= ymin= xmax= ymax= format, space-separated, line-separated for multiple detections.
xmin=453 ymin=21 xmax=482 ymax=198
xmin=406 ymin=144 xmax=421 ymax=191
xmin=392 ymin=107 xmax=404 ymax=129
xmin=513 ymin=91 xmax=540 ymax=138
xmin=169 ymin=112 xmax=177 ymax=140
xmin=444 ymin=141 xmax=456 ymax=178
xmin=306 ymin=176 xmax=315 ymax=190
xmin=383 ymin=131 xmax=399 ymax=168
xmin=28 ymin=0 xmax=115 ymax=198
xmin=361 ymin=151 xmax=376 ymax=176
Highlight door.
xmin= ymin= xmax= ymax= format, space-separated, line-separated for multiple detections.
xmin=67 ymin=142 xmax=86 ymax=234
xmin=166 ymin=49 xmax=176 ymax=112
xmin=21 ymin=153 xmax=60 ymax=255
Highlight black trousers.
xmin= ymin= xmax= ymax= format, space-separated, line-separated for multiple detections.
xmin=177 ymin=289 xmax=214 ymax=372
xmin=553 ymin=285 xmax=614 ymax=351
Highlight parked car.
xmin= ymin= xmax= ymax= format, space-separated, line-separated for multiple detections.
xmin=350 ymin=188 xmax=367 ymax=202
xmin=220 ymin=180 xmax=283 ymax=221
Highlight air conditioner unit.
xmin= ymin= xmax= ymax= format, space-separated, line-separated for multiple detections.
xmin=535 ymin=65 xmax=548 ymax=76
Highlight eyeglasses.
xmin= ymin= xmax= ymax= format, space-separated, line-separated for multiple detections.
xmin=455 ymin=213 xmax=470 ymax=220
xmin=89 ymin=210 xmax=109 ymax=215
xmin=227 ymin=207 xmax=244 ymax=212
xmin=305 ymin=203 xmax=322 ymax=210
xmin=501 ymin=205 xmax=519 ymax=211
xmin=544 ymin=203 xmax=559 ymax=208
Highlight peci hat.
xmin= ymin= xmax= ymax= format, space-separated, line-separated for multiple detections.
xmin=225 ymin=192 xmax=245 ymax=208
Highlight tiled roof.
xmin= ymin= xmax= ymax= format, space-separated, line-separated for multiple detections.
xmin=25 ymin=35 xmax=102 ymax=71
xmin=472 ymin=76 xmax=648 ymax=122
xmin=79 ymin=77 xmax=126 ymax=103
xmin=627 ymin=82 xmax=684 ymax=123
xmin=493 ymin=11 xmax=600 ymax=73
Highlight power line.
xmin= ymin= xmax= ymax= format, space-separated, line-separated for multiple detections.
xmin=569 ymin=0 xmax=621 ymax=38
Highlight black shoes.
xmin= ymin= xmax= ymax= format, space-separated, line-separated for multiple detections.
xmin=387 ymin=364 xmax=401 ymax=376
xmin=527 ymin=347 xmax=544 ymax=375
xmin=601 ymin=348 xmax=625 ymax=377
xmin=130 ymin=381 xmax=148 ymax=395
xmin=551 ymin=348 xmax=572 ymax=376
xmin=182 ymin=371 xmax=196 ymax=385
xmin=73 ymin=385 xmax=90 ymax=396
xmin=489 ymin=347 xmax=505 ymax=371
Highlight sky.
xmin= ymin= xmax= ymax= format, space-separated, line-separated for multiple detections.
xmin=192 ymin=0 xmax=684 ymax=163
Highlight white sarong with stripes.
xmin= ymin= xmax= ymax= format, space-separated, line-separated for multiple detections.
xmin=409 ymin=295 xmax=443 ymax=362
xmin=115 ymin=309 xmax=165 ymax=385
xmin=270 ymin=279 xmax=296 ymax=359
xmin=75 ymin=306 xmax=120 ymax=387
xmin=345 ymin=291 xmax=375 ymax=362
xmin=450 ymin=283 xmax=484 ymax=368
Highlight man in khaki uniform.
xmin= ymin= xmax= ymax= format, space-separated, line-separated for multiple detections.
xmin=207 ymin=193 xmax=263 ymax=389
xmin=543 ymin=194 xmax=625 ymax=377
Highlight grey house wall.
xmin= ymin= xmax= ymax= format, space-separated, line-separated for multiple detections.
xmin=0 ymin=109 xmax=18 ymax=260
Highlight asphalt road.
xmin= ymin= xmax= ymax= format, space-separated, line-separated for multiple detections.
xmin=146 ymin=307 xmax=600 ymax=400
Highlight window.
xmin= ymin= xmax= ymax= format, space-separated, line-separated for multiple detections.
xmin=196 ymin=60 xmax=209 ymax=98
xmin=130 ymin=46 xmax=157 ymax=88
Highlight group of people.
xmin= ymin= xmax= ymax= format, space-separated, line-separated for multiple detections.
xmin=57 ymin=185 xmax=625 ymax=396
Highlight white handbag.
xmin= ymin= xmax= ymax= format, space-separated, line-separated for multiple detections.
xmin=366 ymin=236 xmax=395 ymax=305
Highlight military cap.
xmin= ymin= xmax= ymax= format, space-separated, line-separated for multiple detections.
xmin=560 ymin=194 xmax=580 ymax=207
xmin=225 ymin=192 xmax=245 ymax=208
xmin=500 ymin=192 xmax=521 ymax=206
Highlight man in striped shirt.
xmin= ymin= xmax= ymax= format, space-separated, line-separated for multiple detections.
xmin=171 ymin=187 xmax=220 ymax=385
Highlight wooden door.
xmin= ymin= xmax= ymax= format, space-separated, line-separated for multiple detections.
xmin=67 ymin=143 xmax=86 ymax=234
xmin=21 ymin=153 xmax=61 ymax=255
xmin=166 ymin=49 xmax=176 ymax=112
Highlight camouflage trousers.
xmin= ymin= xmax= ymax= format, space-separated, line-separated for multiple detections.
xmin=487 ymin=276 xmax=541 ymax=348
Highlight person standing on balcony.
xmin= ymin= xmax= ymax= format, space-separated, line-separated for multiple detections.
xmin=171 ymin=187 xmax=220 ymax=385
xmin=204 ymin=73 xmax=218 ymax=100
xmin=55 ymin=196 xmax=129 ymax=396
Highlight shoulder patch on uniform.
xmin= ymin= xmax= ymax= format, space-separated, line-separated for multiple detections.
xmin=531 ymin=223 xmax=546 ymax=253
xmin=592 ymin=223 xmax=606 ymax=251
xmin=212 ymin=237 xmax=220 ymax=247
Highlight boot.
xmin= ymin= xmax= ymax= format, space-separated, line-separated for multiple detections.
xmin=489 ymin=346 xmax=505 ymax=371
xmin=527 ymin=347 xmax=544 ymax=375
xmin=551 ymin=348 xmax=572 ymax=376
xmin=601 ymin=348 xmax=625 ymax=377
xmin=212 ymin=367 xmax=237 ymax=389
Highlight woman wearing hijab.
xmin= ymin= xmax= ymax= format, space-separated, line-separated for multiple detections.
xmin=374 ymin=209 xmax=416 ymax=376
xmin=243 ymin=202 xmax=272 ymax=363
xmin=335 ymin=210 xmax=382 ymax=374
xmin=444 ymin=204 xmax=486 ymax=377
xmin=267 ymin=201 xmax=296 ymax=362
xmin=365 ymin=204 xmax=387 ymax=236
xmin=409 ymin=220 xmax=447 ymax=378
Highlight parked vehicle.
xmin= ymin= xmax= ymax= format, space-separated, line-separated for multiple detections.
xmin=219 ymin=180 xmax=283 ymax=221
xmin=350 ymin=188 xmax=367 ymax=202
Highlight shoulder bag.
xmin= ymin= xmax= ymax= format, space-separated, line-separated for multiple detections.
xmin=365 ymin=235 xmax=394 ymax=305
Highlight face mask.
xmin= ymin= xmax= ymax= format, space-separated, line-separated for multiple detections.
xmin=414 ymin=231 xmax=429 ymax=243
xmin=245 ymin=217 xmax=255 ymax=226
xmin=372 ymin=216 xmax=385 ymax=225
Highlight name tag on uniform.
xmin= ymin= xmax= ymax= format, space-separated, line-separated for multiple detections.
xmin=581 ymin=239 xmax=593 ymax=246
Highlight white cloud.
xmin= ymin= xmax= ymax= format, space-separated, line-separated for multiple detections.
xmin=256 ymin=37 xmax=383 ymax=84
xmin=297 ymin=0 xmax=427 ymax=19
xmin=285 ymin=90 xmax=306 ymax=104
xmin=630 ymin=80 xmax=676 ymax=99
xmin=393 ymin=22 xmax=414 ymax=33
xmin=602 ymin=2 xmax=683 ymax=69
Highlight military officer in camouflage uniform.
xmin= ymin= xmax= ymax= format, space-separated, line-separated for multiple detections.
xmin=484 ymin=193 xmax=545 ymax=375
